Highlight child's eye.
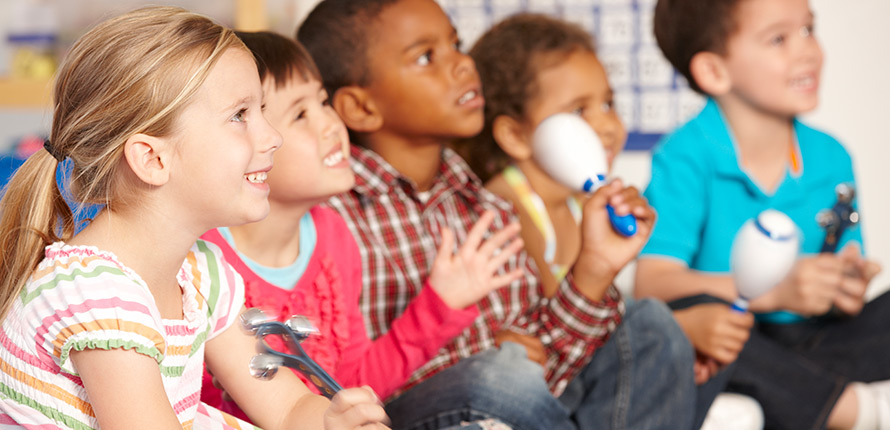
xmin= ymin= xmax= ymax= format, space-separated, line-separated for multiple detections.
xmin=231 ymin=108 xmax=247 ymax=123
xmin=453 ymin=39 xmax=463 ymax=52
xmin=800 ymin=25 xmax=813 ymax=38
xmin=572 ymin=107 xmax=586 ymax=116
xmin=770 ymin=34 xmax=786 ymax=46
xmin=295 ymin=109 xmax=307 ymax=121
xmin=416 ymin=50 xmax=432 ymax=66
xmin=602 ymin=100 xmax=614 ymax=113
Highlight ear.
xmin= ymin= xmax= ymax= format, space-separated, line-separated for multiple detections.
xmin=492 ymin=115 xmax=533 ymax=161
xmin=332 ymin=86 xmax=383 ymax=133
xmin=123 ymin=133 xmax=171 ymax=186
xmin=689 ymin=51 xmax=731 ymax=96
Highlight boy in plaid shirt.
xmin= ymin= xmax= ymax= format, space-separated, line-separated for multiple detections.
xmin=299 ymin=0 xmax=696 ymax=428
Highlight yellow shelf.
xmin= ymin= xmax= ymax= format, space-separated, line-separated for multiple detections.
xmin=0 ymin=78 xmax=53 ymax=109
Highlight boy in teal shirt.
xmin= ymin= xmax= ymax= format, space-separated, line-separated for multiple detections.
xmin=635 ymin=0 xmax=889 ymax=428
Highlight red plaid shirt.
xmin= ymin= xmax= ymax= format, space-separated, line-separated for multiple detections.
xmin=326 ymin=145 xmax=625 ymax=397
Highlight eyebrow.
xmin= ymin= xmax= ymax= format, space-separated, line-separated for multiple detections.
xmin=755 ymin=11 xmax=814 ymax=38
xmin=558 ymin=89 xmax=614 ymax=111
xmin=223 ymin=95 xmax=255 ymax=113
xmin=401 ymin=27 xmax=458 ymax=54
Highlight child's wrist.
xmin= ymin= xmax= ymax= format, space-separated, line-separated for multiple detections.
xmin=570 ymin=255 xmax=617 ymax=301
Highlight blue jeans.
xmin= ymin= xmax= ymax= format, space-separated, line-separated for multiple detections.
xmin=726 ymin=290 xmax=890 ymax=430
xmin=384 ymin=299 xmax=698 ymax=430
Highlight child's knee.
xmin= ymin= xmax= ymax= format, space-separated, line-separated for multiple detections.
xmin=625 ymin=298 xmax=694 ymax=362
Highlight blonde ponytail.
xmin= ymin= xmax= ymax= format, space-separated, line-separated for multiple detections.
xmin=0 ymin=6 xmax=244 ymax=319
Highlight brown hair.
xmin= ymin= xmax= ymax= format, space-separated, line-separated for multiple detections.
xmin=453 ymin=13 xmax=597 ymax=183
xmin=653 ymin=0 xmax=741 ymax=94
xmin=0 ymin=6 xmax=244 ymax=319
xmin=235 ymin=31 xmax=321 ymax=89
xmin=296 ymin=0 xmax=401 ymax=97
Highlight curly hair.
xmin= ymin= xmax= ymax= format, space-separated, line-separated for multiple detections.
xmin=653 ymin=0 xmax=741 ymax=94
xmin=452 ymin=13 xmax=596 ymax=183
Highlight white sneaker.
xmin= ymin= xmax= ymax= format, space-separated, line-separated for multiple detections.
xmin=700 ymin=393 xmax=765 ymax=430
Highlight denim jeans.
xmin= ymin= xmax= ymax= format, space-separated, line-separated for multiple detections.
xmin=384 ymin=298 xmax=698 ymax=430
xmin=726 ymin=291 xmax=890 ymax=430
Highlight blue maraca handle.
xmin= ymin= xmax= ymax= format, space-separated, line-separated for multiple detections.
xmin=606 ymin=205 xmax=637 ymax=237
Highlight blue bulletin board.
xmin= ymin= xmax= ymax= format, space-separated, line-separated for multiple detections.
xmin=437 ymin=0 xmax=705 ymax=151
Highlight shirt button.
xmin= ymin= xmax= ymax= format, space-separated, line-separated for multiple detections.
xmin=540 ymin=298 xmax=549 ymax=306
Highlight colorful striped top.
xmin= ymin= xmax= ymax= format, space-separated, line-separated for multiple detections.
xmin=0 ymin=240 xmax=258 ymax=430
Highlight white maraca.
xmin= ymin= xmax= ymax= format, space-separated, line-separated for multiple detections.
xmin=531 ymin=113 xmax=636 ymax=237
xmin=730 ymin=209 xmax=800 ymax=312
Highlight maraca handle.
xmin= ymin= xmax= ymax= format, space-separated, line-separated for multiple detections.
xmin=606 ymin=205 xmax=637 ymax=237
xmin=730 ymin=297 xmax=749 ymax=313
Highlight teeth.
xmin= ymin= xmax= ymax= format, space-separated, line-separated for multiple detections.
xmin=791 ymin=76 xmax=813 ymax=88
xmin=323 ymin=150 xmax=344 ymax=167
xmin=458 ymin=90 xmax=476 ymax=105
xmin=245 ymin=172 xmax=267 ymax=183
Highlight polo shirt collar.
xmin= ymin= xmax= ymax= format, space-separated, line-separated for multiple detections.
xmin=694 ymin=98 xmax=813 ymax=199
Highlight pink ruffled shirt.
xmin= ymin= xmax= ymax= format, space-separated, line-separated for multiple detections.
xmin=200 ymin=207 xmax=478 ymax=419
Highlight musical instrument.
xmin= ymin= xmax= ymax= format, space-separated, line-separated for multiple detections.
xmin=730 ymin=210 xmax=799 ymax=312
xmin=817 ymin=183 xmax=859 ymax=253
xmin=241 ymin=308 xmax=343 ymax=398
xmin=531 ymin=113 xmax=637 ymax=237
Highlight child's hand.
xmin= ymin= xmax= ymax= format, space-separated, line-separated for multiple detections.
xmin=693 ymin=353 xmax=721 ymax=385
xmin=324 ymin=386 xmax=390 ymax=429
xmin=833 ymin=243 xmax=882 ymax=316
xmin=494 ymin=329 xmax=547 ymax=366
xmin=572 ymin=179 xmax=656 ymax=298
xmin=429 ymin=210 xmax=525 ymax=309
xmin=765 ymin=255 xmax=845 ymax=315
xmin=674 ymin=303 xmax=753 ymax=366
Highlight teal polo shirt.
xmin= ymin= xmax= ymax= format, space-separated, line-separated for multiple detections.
xmin=641 ymin=98 xmax=862 ymax=323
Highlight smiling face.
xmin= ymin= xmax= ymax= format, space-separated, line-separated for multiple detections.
xmin=720 ymin=0 xmax=823 ymax=117
xmin=364 ymin=0 xmax=484 ymax=141
xmin=168 ymin=47 xmax=282 ymax=230
xmin=262 ymin=75 xmax=354 ymax=209
xmin=524 ymin=49 xmax=626 ymax=171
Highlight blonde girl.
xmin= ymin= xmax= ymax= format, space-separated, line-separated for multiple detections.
xmin=0 ymin=7 xmax=387 ymax=430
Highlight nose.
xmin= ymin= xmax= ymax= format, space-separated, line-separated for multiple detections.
xmin=259 ymin=114 xmax=283 ymax=153
xmin=453 ymin=50 xmax=477 ymax=80
xmin=320 ymin=106 xmax=347 ymax=142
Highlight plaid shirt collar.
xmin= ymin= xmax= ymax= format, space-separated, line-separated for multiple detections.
xmin=349 ymin=144 xmax=481 ymax=204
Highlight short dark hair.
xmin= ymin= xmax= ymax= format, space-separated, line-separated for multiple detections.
xmin=235 ymin=31 xmax=320 ymax=89
xmin=452 ymin=13 xmax=596 ymax=183
xmin=653 ymin=0 xmax=740 ymax=94
xmin=296 ymin=0 xmax=400 ymax=97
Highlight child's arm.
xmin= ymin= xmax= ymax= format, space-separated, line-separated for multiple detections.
xmin=672 ymin=303 xmax=753 ymax=367
xmin=71 ymin=349 xmax=184 ymax=430
xmin=205 ymin=312 xmax=389 ymax=430
xmin=334 ymin=209 xmax=516 ymax=399
xmin=571 ymin=179 xmax=656 ymax=301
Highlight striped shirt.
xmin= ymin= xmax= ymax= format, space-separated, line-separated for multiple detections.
xmin=0 ymin=241 xmax=257 ymax=430
xmin=326 ymin=146 xmax=625 ymax=397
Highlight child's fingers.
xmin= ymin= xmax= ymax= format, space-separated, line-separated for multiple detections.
xmin=463 ymin=211 xmax=496 ymax=251
xmin=486 ymin=237 xmax=524 ymax=273
xmin=476 ymin=221 xmax=521 ymax=258
xmin=436 ymin=227 xmax=455 ymax=260
xmin=488 ymin=268 xmax=525 ymax=290
xmin=328 ymin=387 xmax=388 ymax=428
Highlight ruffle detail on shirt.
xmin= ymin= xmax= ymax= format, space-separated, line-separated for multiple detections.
xmin=242 ymin=256 xmax=349 ymax=379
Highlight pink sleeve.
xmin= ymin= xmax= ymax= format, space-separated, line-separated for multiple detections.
xmin=326 ymin=211 xmax=478 ymax=399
